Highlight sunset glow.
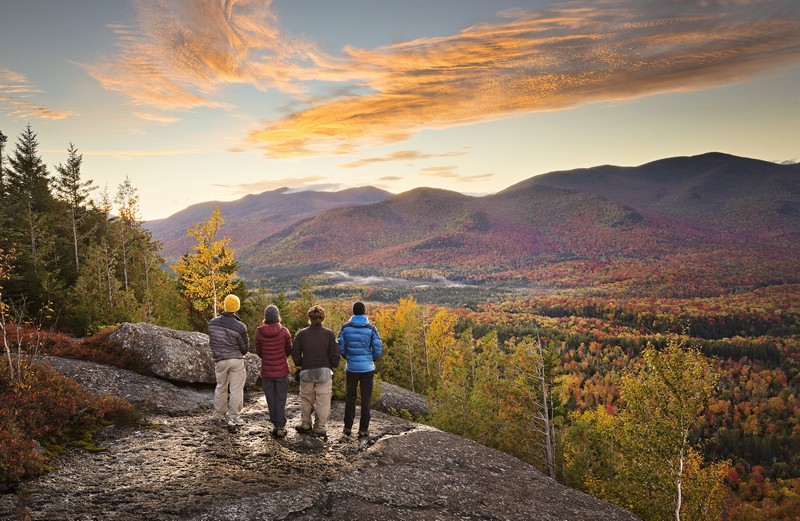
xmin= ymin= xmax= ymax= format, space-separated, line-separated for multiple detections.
xmin=1 ymin=0 xmax=798 ymax=219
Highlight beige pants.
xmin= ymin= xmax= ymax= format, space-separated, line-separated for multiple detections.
xmin=299 ymin=378 xmax=333 ymax=434
xmin=214 ymin=358 xmax=246 ymax=424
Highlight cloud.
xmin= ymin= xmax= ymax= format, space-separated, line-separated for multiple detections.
xmin=85 ymin=1 xmax=800 ymax=157
xmin=78 ymin=148 xmax=201 ymax=159
xmin=214 ymin=175 xmax=334 ymax=195
xmin=85 ymin=0 xmax=324 ymax=111
xmin=0 ymin=69 xmax=78 ymax=120
xmin=247 ymin=0 xmax=800 ymax=156
xmin=421 ymin=166 xmax=495 ymax=183
xmin=339 ymin=149 xmax=469 ymax=169
xmin=134 ymin=111 xmax=181 ymax=123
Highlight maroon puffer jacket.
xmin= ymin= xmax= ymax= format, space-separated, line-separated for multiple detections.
xmin=255 ymin=323 xmax=292 ymax=378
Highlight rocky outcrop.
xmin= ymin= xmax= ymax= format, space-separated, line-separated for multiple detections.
xmin=375 ymin=381 xmax=429 ymax=419
xmin=40 ymin=356 xmax=211 ymax=416
xmin=108 ymin=322 xmax=261 ymax=387
xmin=2 ymin=351 xmax=640 ymax=520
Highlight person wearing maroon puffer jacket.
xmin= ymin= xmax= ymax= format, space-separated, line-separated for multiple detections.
xmin=255 ymin=305 xmax=293 ymax=438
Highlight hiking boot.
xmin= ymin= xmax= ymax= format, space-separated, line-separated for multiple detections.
xmin=295 ymin=424 xmax=312 ymax=434
xmin=342 ymin=428 xmax=352 ymax=437
xmin=357 ymin=430 xmax=369 ymax=438
xmin=312 ymin=430 xmax=328 ymax=440
xmin=275 ymin=427 xmax=287 ymax=438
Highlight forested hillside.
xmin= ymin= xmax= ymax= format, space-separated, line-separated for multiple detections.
xmin=241 ymin=153 xmax=800 ymax=297
xmin=146 ymin=186 xmax=391 ymax=262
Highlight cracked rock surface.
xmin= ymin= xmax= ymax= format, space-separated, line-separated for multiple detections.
xmin=1 ymin=357 xmax=639 ymax=520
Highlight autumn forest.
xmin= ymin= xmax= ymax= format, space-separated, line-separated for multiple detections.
xmin=2 ymin=125 xmax=800 ymax=520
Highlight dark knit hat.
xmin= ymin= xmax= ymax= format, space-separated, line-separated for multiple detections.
xmin=264 ymin=305 xmax=280 ymax=324
xmin=353 ymin=301 xmax=366 ymax=315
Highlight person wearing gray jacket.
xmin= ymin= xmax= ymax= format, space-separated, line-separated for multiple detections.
xmin=209 ymin=294 xmax=249 ymax=431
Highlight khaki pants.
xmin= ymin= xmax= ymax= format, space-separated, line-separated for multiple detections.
xmin=299 ymin=378 xmax=332 ymax=434
xmin=214 ymin=358 xmax=246 ymax=424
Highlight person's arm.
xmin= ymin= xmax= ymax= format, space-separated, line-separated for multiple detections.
xmin=239 ymin=326 xmax=250 ymax=355
xmin=337 ymin=327 xmax=346 ymax=357
xmin=283 ymin=328 xmax=292 ymax=357
xmin=371 ymin=326 xmax=383 ymax=360
xmin=328 ymin=331 xmax=341 ymax=369
xmin=291 ymin=334 xmax=302 ymax=368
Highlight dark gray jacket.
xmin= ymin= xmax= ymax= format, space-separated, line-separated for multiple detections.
xmin=208 ymin=312 xmax=249 ymax=362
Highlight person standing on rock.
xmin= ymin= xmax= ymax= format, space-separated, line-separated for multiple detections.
xmin=255 ymin=305 xmax=293 ymax=438
xmin=291 ymin=305 xmax=340 ymax=439
xmin=338 ymin=301 xmax=383 ymax=438
xmin=208 ymin=294 xmax=250 ymax=432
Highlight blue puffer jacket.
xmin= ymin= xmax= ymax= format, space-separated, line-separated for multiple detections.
xmin=338 ymin=315 xmax=382 ymax=373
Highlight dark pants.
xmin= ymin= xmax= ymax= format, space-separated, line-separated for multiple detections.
xmin=262 ymin=376 xmax=289 ymax=428
xmin=344 ymin=370 xmax=374 ymax=433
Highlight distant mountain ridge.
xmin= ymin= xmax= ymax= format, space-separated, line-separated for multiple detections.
xmin=145 ymin=186 xmax=391 ymax=261
xmin=149 ymin=153 xmax=800 ymax=296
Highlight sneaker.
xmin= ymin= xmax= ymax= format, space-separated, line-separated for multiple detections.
xmin=342 ymin=428 xmax=352 ymax=437
xmin=275 ymin=427 xmax=287 ymax=438
xmin=357 ymin=430 xmax=369 ymax=438
xmin=295 ymin=424 xmax=312 ymax=434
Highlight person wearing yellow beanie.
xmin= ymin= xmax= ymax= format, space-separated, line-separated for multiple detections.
xmin=223 ymin=294 xmax=240 ymax=313
xmin=208 ymin=293 xmax=249 ymax=431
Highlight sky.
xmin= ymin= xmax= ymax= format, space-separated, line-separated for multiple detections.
xmin=1 ymin=0 xmax=799 ymax=221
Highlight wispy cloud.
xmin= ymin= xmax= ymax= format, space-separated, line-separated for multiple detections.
xmin=214 ymin=175 xmax=333 ymax=195
xmin=0 ymin=69 xmax=78 ymax=120
xmin=87 ymin=1 xmax=800 ymax=156
xmin=134 ymin=111 xmax=181 ymax=123
xmin=248 ymin=0 xmax=800 ymax=156
xmin=85 ymin=0 xmax=322 ymax=111
xmin=339 ymin=149 xmax=469 ymax=169
xmin=78 ymin=148 xmax=201 ymax=159
xmin=420 ymin=166 xmax=495 ymax=183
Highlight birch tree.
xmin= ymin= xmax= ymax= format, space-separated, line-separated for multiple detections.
xmin=54 ymin=143 xmax=94 ymax=274
xmin=173 ymin=208 xmax=239 ymax=321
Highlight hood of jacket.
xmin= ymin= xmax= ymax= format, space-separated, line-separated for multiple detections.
xmin=257 ymin=322 xmax=284 ymax=339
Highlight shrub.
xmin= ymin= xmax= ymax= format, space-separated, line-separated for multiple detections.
xmin=0 ymin=358 xmax=139 ymax=487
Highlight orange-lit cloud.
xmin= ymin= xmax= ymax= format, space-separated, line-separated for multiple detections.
xmin=421 ymin=166 xmax=495 ymax=183
xmin=85 ymin=0 xmax=323 ymax=111
xmin=87 ymin=1 xmax=800 ymax=155
xmin=339 ymin=149 xmax=469 ymax=169
xmin=248 ymin=0 xmax=800 ymax=156
xmin=134 ymin=111 xmax=181 ymax=123
xmin=215 ymin=176 xmax=332 ymax=195
xmin=0 ymin=69 xmax=78 ymax=120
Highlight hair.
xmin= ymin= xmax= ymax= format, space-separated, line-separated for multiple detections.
xmin=307 ymin=305 xmax=325 ymax=325
xmin=353 ymin=301 xmax=366 ymax=315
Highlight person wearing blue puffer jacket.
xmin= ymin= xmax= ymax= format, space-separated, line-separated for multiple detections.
xmin=338 ymin=301 xmax=383 ymax=438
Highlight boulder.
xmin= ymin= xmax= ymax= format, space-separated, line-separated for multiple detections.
xmin=108 ymin=322 xmax=262 ymax=387
xmin=375 ymin=381 xmax=429 ymax=419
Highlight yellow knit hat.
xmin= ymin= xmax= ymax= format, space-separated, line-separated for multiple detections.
xmin=223 ymin=294 xmax=240 ymax=313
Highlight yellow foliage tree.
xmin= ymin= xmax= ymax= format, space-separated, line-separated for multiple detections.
xmin=173 ymin=208 xmax=238 ymax=321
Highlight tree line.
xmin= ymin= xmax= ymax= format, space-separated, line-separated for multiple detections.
xmin=0 ymin=125 xmax=189 ymax=334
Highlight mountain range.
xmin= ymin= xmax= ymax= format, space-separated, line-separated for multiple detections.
xmin=147 ymin=152 xmax=800 ymax=296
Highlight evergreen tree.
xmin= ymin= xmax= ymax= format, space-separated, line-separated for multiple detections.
xmin=4 ymin=125 xmax=60 ymax=309
xmin=53 ymin=143 xmax=94 ymax=276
